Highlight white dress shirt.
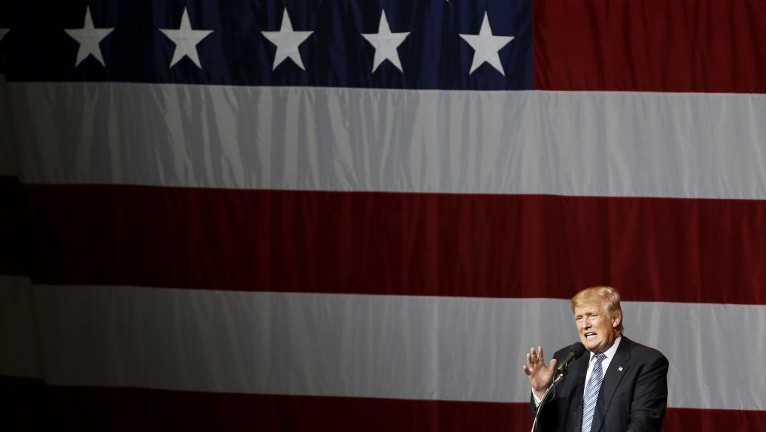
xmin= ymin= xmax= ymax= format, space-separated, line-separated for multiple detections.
xmin=582 ymin=336 xmax=622 ymax=398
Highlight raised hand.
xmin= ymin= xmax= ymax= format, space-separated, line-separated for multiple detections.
xmin=523 ymin=346 xmax=557 ymax=398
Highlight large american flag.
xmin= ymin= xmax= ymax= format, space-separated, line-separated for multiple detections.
xmin=1 ymin=0 xmax=765 ymax=430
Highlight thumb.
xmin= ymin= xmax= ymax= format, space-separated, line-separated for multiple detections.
xmin=549 ymin=358 xmax=558 ymax=371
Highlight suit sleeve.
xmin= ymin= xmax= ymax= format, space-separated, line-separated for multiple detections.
xmin=626 ymin=352 xmax=669 ymax=432
xmin=530 ymin=391 xmax=561 ymax=432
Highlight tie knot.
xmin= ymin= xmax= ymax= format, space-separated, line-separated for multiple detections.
xmin=595 ymin=353 xmax=606 ymax=363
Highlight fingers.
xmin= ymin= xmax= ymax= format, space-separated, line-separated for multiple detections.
xmin=530 ymin=346 xmax=544 ymax=364
xmin=523 ymin=354 xmax=533 ymax=375
xmin=523 ymin=349 xmax=534 ymax=375
xmin=522 ymin=346 xmax=546 ymax=376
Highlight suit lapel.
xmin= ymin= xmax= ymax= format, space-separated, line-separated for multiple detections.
xmin=590 ymin=337 xmax=632 ymax=432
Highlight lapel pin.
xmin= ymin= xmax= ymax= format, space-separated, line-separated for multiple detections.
xmin=618 ymin=366 xmax=623 ymax=372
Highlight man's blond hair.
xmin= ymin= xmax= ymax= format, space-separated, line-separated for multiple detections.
xmin=570 ymin=286 xmax=624 ymax=332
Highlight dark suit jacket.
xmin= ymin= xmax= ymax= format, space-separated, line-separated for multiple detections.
xmin=531 ymin=336 xmax=668 ymax=432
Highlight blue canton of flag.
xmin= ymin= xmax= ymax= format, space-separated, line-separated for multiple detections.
xmin=0 ymin=0 xmax=532 ymax=90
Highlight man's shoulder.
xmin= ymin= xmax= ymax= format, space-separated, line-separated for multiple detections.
xmin=622 ymin=336 xmax=668 ymax=364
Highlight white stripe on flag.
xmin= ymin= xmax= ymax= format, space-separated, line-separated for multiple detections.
xmin=10 ymin=82 xmax=766 ymax=199
xmin=2 ymin=278 xmax=763 ymax=410
xmin=0 ymin=276 xmax=42 ymax=378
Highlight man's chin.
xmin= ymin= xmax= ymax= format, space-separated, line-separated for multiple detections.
xmin=581 ymin=339 xmax=600 ymax=352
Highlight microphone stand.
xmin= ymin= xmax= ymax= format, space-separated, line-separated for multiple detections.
xmin=530 ymin=370 xmax=566 ymax=432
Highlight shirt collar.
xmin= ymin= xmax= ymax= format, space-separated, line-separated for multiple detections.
xmin=589 ymin=335 xmax=622 ymax=361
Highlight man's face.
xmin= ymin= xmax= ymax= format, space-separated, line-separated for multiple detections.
xmin=574 ymin=302 xmax=621 ymax=354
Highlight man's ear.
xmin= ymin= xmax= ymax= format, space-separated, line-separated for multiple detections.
xmin=612 ymin=312 xmax=622 ymax=329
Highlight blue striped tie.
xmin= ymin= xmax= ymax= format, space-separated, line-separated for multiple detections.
xmin=582 ymin=353 xmax=606 ymax=432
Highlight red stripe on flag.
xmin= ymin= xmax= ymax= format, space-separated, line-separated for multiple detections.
xmin=3 ymin=377 xmax=765 ymax=432
xmin=663 ymin=407 xmax=766 ymax=431
xmin=534 ymin=0 xmax=766 ymax=93
xmin=0 ymin=376 xmax=46 ymax=431
xmin=0 ymin=176 xmax=29 ymax=277
xmin=24 ymin=184 xmax=766 ymax=304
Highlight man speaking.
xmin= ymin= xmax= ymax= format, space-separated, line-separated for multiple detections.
xmin=523 ymin=286 xmax=668 ymax=431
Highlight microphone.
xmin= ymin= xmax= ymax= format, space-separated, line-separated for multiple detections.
xmin=553 ymin=342 xmax=586 ymax=377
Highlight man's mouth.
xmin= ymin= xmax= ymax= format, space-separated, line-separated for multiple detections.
xmin=584 ymin=332 xmax=597 ymax=340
